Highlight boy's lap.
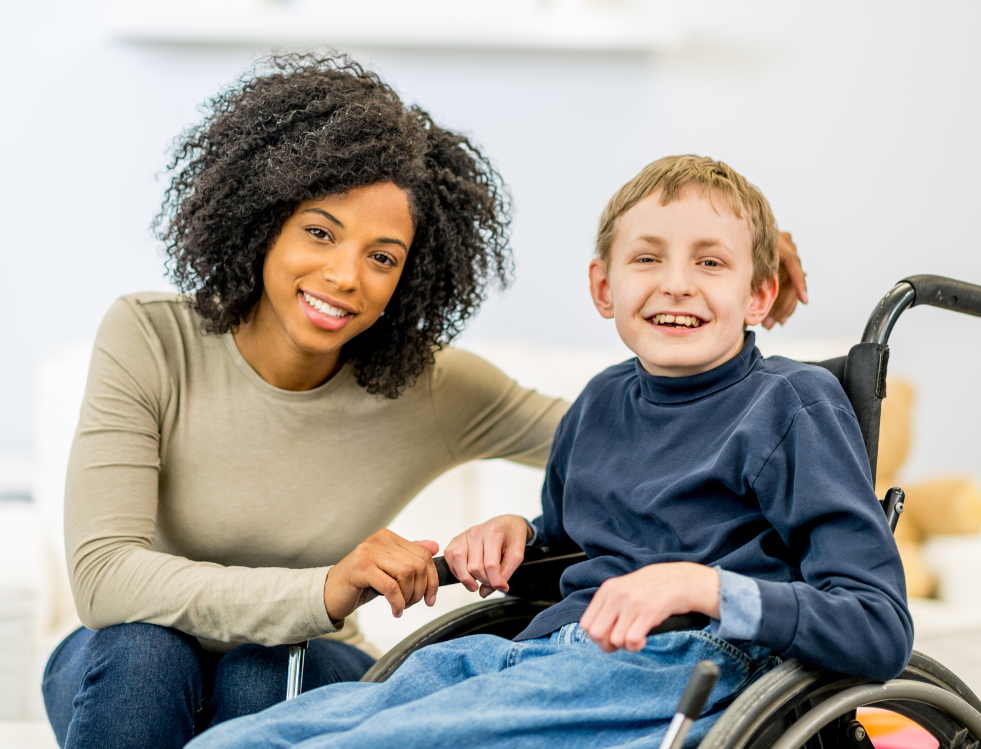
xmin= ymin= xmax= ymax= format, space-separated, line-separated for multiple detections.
xmin=190 ymin=625 xmax=774 ymax=749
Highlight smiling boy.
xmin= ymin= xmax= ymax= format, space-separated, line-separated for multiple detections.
xmin=190 ymin=156 xmax=912 ymax=749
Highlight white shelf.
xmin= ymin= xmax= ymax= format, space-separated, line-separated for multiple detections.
xmin=104 ymin=0 xmax=681 ymax=51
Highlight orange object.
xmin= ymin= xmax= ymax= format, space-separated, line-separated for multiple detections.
xmin=857 ymin=708 xmax=938 ymax=749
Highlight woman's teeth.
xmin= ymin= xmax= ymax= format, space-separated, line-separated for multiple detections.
xmin=303 ymin=292 xmax=349 ymax=318
xmin=653 ymin=313 xmax=702 ymax=328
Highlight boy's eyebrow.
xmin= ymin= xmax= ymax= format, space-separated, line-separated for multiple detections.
xmin=634 ymin=235 xmax=667 ymax=247
xmin=302 ymin=208 xmax=409 ymax=251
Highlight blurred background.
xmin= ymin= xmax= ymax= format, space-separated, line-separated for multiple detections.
xmin=2 ymin=0 xmax=981 ymax=744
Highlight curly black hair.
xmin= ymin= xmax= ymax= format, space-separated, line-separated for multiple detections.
xmin=156 ymin=53 xmax=512 ymax=398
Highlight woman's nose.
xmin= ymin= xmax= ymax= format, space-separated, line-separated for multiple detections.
xmin=322 ymin=246 xmax=359 ymax=292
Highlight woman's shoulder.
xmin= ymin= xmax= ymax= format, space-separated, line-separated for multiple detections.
xmin=100 ymin=292 xmax=201 ymax=346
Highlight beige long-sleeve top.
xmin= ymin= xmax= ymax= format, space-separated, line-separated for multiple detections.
xmin=65 ymin=293 xmax=567 ymax=652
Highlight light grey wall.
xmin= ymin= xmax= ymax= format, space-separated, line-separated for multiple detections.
xmin=2 ymin=1 xmax=980 ymax=482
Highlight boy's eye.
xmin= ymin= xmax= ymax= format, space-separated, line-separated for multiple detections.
xmin=700 ymin=259 xmax=720 ymax=268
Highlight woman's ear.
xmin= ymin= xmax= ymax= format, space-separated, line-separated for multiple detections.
xmin=589 ymin=258 xmax=615 ymax=319
xmin=745 ymin=275 xmax=779 ymax=326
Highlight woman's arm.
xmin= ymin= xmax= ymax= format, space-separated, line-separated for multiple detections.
xmin=429 ymin=348 xmax=569 ymax=469
xmin=68 ymin=298 xmax=368 ymax=645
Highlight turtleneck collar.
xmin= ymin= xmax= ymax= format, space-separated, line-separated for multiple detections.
xmin=635 ymin=331 xmax=762 ymax=405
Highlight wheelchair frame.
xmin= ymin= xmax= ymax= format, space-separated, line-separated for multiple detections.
xmin=288 ymin=274 xmax=981 ymax=749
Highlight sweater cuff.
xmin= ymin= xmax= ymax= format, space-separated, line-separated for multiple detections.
xmin=310 ymin=567 xmax=344 ymax=635
xmin=753 ymin=578 xmax=800 ymax=653
xmin=710 ymin=568 xmax=762 ymax=641
xmin=524 ymin=517 xmax=539 ymax=547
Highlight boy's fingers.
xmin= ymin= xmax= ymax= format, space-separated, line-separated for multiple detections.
xmin=445 ymin=536 xmax=477 ymax=591
xmin=466 ymin=535 xmax=489 ymax=589
xmin=500 ymin=538 xmax=526 ymax=583
xmin=482 ymin=538 xmax=506 ymax=591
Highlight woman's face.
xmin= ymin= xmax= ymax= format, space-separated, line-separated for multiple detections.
xmin=247 ymin=182 xmax=415 ymax=379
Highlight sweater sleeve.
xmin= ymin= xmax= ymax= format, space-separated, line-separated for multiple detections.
xmin=750 ymin=400 xmax=913 ymax=681
xmin=65 ymin=298 xmax=339 ymax=646
xmin=429 ymin=348 xmax=568 ymax=468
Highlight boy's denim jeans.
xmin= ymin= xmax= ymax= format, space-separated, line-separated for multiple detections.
xmin=189 ymin=623 xmax=776 ymax=749
xmin=41 ymin=623 xmax=376 ymax=749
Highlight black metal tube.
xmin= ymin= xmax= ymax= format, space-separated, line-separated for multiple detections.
xmin=862 ymin=283 xmax=915 ymax=345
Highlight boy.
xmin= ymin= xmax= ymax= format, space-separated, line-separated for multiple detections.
xmin=190 ymin=156 xmax=912 ymax=749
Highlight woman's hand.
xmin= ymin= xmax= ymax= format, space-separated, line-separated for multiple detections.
xmin=763 ymin=232 xmax=809 ymax=329
xmin=323 ymin=529 xmax=439 ymax=621
xmin=580 ymin=562 xmax=720 ymax=653
xmin=444 ymin=514 xmax=531 ymax=598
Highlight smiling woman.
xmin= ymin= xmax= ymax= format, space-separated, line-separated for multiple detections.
xmin=40 ymin=53 xmax=567 ymax=749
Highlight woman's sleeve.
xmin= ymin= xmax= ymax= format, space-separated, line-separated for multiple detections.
xmin=429 ymin=348 xmax=569 ymax=468
xmin=65 ymin=298 xmax=339 ymax=646
xmin=750 ymin=400 xmax=914 ymax=681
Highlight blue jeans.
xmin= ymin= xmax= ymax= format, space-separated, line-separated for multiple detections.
xmin=42 ymin=623 xmax=376 ymax=749
xmin=188 ymin=624 xmax=776 ymax=749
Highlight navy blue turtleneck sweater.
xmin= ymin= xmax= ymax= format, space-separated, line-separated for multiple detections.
xmin=515 ymin=333 xmax=913 ymax=682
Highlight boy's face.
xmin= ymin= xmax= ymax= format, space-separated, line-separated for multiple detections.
xmin=589 ymin=188 xmax=777 ymax=378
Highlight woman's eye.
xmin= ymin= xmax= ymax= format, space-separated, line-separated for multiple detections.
xmin=372 ymin=253 xmax=397 ymax=267
xmin=307 ymin=227 xmax=331 ymax=240
xmin=700 ymin=259 xmax=720 ymax=268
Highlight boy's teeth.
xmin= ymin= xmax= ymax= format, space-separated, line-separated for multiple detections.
xmin=653 ymin=313 xmax=702 ymax=328
xmin=303 ymin=292 xmax=349 ymax=318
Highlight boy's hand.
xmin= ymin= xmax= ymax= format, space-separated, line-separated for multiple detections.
xmin=444 ymin=514 xmax=531 ymax=598
xmin=324 ymin=529 xmax=439 ymax=621
xmin=580 ymin=562 xmax=720 ymax=653
xmin=763 ymin=232 xmax=809 ymax=329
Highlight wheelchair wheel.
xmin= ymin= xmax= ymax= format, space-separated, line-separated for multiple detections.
xmin=699 ymin=651 xmax=981 ymax=749
xmin=361 ymin=597 xmax=551 ymax=683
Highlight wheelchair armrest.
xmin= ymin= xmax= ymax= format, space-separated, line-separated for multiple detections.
xmin=432 ymin=543 xmax=710 ymax=635
xmin=433 ymin=538 xmax=586 ymax=601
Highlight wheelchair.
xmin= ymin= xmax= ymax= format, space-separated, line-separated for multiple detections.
xmin=291 ymin=274 xmax=981 ymax=749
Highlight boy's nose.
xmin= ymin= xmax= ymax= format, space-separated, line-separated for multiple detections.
xmin=659 ymin=261 xmax=696 ymax=298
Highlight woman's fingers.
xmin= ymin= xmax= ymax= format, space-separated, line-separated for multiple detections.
xmin=778 ymin=232 xmax=808 ymax=304
xmin=764 ymin=232 xmax=808 ymax=329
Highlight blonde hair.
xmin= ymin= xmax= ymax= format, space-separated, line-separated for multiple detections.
xmin=596 ymin=155 xmax=778 ymax=291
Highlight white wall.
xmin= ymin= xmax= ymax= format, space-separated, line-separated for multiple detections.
xmin=2 ymin=0 xmax=980 ymax=484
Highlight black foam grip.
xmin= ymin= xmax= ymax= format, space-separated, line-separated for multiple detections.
xmin=676 ymin=660 xmax=721 ymax=719
xmin=903 ymin=275 xmax=981 ymax=317
xmin=434 ymin=556 xmax=457 ymax=587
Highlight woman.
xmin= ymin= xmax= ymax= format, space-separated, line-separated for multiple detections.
xmin=41 ymin=53 xmax=807 ymax=748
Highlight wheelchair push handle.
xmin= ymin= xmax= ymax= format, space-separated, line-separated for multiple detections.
xmin=903 ymin=274 xmax=981 ymax=318
xmin=863 ymin=274 xmax=981 ymax=345
xmin=432 ymin=555 xmax=711 ymax=636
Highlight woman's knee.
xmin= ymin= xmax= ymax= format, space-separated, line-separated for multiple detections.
xmin=208 ymin=640 xmax=375 ymax=726
xmin=43 ymin=623 xmax=205 ymax=748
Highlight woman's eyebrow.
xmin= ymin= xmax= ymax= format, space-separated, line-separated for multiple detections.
xmin=377 ymin=237 xmax=409 ymax=252
xmin=302 ymin=208 xmax=344 ymax=227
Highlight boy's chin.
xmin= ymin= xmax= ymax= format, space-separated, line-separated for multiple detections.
xmin=637 ymin=356 xmax=716 ymax=378
xmin=636 ymin=339 xmax=745 ymax=378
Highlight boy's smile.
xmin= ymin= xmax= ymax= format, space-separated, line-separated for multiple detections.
xmin=589 ymin=188 xmax=777 ymax=378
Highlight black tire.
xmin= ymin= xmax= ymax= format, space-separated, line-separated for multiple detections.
xmin=360 ymin=597 xmax=551 ymax=683
xmin=699 ymin=651 xmax=981 ymax=749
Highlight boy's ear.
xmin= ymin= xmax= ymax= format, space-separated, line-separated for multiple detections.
xmin=589 ymin=258 xmax=615 ymax=319
xmin=745 ymin=275 xmax=779 ymax=326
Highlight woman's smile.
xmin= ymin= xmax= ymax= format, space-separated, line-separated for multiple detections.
xmin=300 ymin=290 xmax=354 ymax=331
